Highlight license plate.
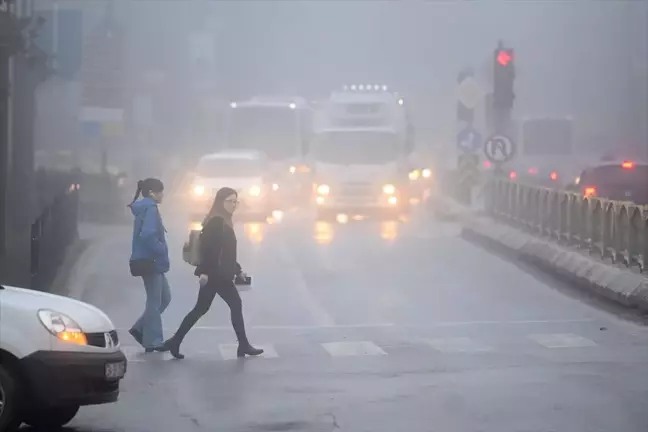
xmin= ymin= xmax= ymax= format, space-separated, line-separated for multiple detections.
xmin=105 ymin=361 xmax=125 ymax=380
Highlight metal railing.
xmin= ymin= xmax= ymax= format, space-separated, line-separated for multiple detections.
xmin=30 ymin=184 xmax=79 ymax=290
xmin=484 ymin=179 xmax=648 ymax=273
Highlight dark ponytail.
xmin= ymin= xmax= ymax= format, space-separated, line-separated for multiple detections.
xmin=127 ymin=178 xmax=164 ymax=207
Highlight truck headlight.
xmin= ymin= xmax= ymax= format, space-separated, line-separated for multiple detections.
xmin=317 ymin=184 xmax=330 ymax=196
xmin=248 ymin=185 xmax=262 ymax=197
xmin=409 ymin=170 xmax=421 ymax=181
xmin=422 ymin=169 xmax=432 ymax=179
xmin=382 ymin=184 xmax=396 ymax=195
xmin=37 ymin=309 xmax=87 ymax=345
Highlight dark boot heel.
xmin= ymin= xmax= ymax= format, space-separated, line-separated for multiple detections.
xmin=165 ymin=338 xmax=185 ymax=359
xmin=237 ymin=344 xmax=264 ymax=358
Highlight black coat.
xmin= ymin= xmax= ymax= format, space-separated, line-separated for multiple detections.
xmin=194 ymin=216 xmax=242 ymax=281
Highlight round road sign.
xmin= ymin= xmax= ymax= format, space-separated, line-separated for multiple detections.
xmin=484 ymin=134 xmax=516 ymax=164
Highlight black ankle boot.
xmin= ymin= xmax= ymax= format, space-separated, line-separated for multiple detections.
xmin=164 ymin=337 xmax=185 ymax=359
xmin=237 ymin=344 xmax=263 ymax=358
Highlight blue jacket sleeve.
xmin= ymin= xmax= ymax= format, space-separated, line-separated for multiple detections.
xmin=139 ymin=207 xmax=167 ymax=257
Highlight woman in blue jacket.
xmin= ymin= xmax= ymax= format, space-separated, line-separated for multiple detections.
xmin=128 ymin=178 xmax=171 ymax=352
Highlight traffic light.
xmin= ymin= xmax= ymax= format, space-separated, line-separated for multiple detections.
xmin=493 ymin=47 xmax=515 ymax=110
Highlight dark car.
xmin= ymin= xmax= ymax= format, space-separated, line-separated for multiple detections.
xmin=568 ymin=160 xmax=648 ymax=204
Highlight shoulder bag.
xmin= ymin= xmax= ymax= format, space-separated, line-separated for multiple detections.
xmin=129 ymin=207 xmax=157 ymax=277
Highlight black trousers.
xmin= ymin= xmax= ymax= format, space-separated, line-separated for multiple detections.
xmin=173 ymin=279 xmax=248 ymax=346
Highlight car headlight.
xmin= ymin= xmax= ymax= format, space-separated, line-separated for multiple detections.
xmin=289 ymin=166 xmax=297 ymax=174
xmin=248 ymin=185 xmax=262 ymax=197
xmin=317 ymin=184 xmax=330 ymax=196
xmin=193 ymin=184 xmax=205 ymax=196
xmin=382 ymin=184 xmax=396 ymax=195
xmin=272 ymin=183 xmax=279 ymax=191
xmin=409 ymin=170 xmax=421 ymax=181
xmin=37 ymin=309 xmax=87 ymax=345
xmin=422 ymin=169 xmax=432 ymax=179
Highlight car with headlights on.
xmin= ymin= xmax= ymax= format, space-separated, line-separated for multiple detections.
xmin=0 ymin=284 xmax=126 ymax=431
xmin=187 ymin=150 xmax=278 ymax=220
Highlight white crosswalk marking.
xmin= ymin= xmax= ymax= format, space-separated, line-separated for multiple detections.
xmin=529 ymin=333 xmax=597 ymax=349
xmin=321 ymin=341 xmax=387 ymax=357
xmin=218 ymin=344 xmax=279 ymax=360
xmin=425 ymin=337 xmax=492 ymax=353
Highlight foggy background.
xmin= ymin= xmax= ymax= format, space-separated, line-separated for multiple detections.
xmin=32 ymin=0 xmax=647 ymax=178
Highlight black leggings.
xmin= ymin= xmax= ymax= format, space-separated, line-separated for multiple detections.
xmin=173 ymin=279 xmax=248 ymax=345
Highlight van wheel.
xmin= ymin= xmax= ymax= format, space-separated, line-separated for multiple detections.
xmin=0 ymin=364 xmax=23 ymax=432
xmin=23 ymin=405 xmax=80 ymax=429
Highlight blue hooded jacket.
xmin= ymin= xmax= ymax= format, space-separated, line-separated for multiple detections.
xmin=130 ymin=197 xmax=170 ymax=274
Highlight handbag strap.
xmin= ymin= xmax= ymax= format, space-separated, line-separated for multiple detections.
xmin=135 ymin=206 xmax=149 ymax=237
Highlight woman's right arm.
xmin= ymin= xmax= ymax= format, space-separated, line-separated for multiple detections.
xmin=196 ymin=217 xmax=224 ymax=277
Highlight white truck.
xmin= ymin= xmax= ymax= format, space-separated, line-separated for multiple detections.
xmin=310 ymin=85 xmax=414 ymax=219
xmin=224 ymin=96 xmax=314 ymax=203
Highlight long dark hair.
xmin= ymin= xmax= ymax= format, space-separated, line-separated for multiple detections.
xmin=203 ymin=187 xmax=237 ymax=226
xmin=128 ymin=178 xmax=164 ymax=207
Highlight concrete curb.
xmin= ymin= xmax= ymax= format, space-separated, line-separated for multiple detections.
xmin=436 ymin=195 xmax=648 ymax=313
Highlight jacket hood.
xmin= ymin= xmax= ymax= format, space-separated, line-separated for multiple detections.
xmin=130 ymin=197 xmax=157 ymax=216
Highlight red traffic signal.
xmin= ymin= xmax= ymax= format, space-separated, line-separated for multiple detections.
xmin=496 ymin=50 xmax=513 ymax=66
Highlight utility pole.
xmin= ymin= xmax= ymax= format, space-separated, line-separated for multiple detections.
xmin=0 ymin=0 xmax=15 ymax=258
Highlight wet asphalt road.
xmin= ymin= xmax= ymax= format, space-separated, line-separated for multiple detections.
xmin=37 ymin=201 xmax=648 ymax=432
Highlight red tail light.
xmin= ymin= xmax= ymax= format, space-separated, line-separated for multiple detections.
xmin=621 ymin=161 xmax=635 ymax=169
xmin=550 ymin=171 xmax=558 ymax=181
xmin=509 ymin=171 xmax=517 ymax=180
xmin=483 ymin=161 xmax=492 ymax=168
xmin=528 ymin=168 xmax=538 ymax=175
xmin=584 ymin=186 xmax=597 ymax=198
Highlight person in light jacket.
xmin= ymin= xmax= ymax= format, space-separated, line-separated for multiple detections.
xmin=128 ymin=178 xmax=171 ymax=353
xmin=164 ymin=187 xmax=262 ymax=359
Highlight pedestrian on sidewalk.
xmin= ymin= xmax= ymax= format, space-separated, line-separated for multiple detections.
xmin=128 ymin=178 xmax=172 ymax=353
xmin=164 ymin=187 xmax=263 ymax=360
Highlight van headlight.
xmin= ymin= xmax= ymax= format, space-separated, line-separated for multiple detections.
xmin=317 ymin=184 xmax=330 ymax=196
xmin=382 ymin=184 xmax=396 ymax=195
xmin=248 ymin=185 xmax=262 ymax=197
xmin=193 ymin=184 xmax=205 ymax=196
xmin=37 ymin=309 xmax=87 ymax=345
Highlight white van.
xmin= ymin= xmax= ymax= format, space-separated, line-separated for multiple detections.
xmin=0 ymin=284 xmax=126 ymax=431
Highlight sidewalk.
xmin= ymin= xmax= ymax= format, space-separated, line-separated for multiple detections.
xmin=50 ymin=222 xmax=127 ymax=299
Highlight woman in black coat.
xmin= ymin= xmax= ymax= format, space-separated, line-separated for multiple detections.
xmin=164 ymin=187 xmax=263 ymax=359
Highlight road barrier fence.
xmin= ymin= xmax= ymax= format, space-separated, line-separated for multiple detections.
xmin=483 ymin=178 xmax=648 ymax=273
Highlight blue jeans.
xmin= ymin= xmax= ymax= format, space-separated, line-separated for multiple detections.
xmin=132 ymin=273 xmax=171 ymax=348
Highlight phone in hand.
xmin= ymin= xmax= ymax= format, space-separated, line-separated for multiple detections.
xmin=235 ymin=274 xmax=252 ymax=285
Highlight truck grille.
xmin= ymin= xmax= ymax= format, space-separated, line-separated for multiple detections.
xmin=336 ymin=182 xmax=376 ymax=203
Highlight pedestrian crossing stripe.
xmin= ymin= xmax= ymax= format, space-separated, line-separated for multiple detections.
xmin=321 ymin=341 xmax=387 ymax=357
xmin=528 ymin=333 xmax=597 ymax=349
xmin=120 ymin=334 xmax=601 ymax=362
